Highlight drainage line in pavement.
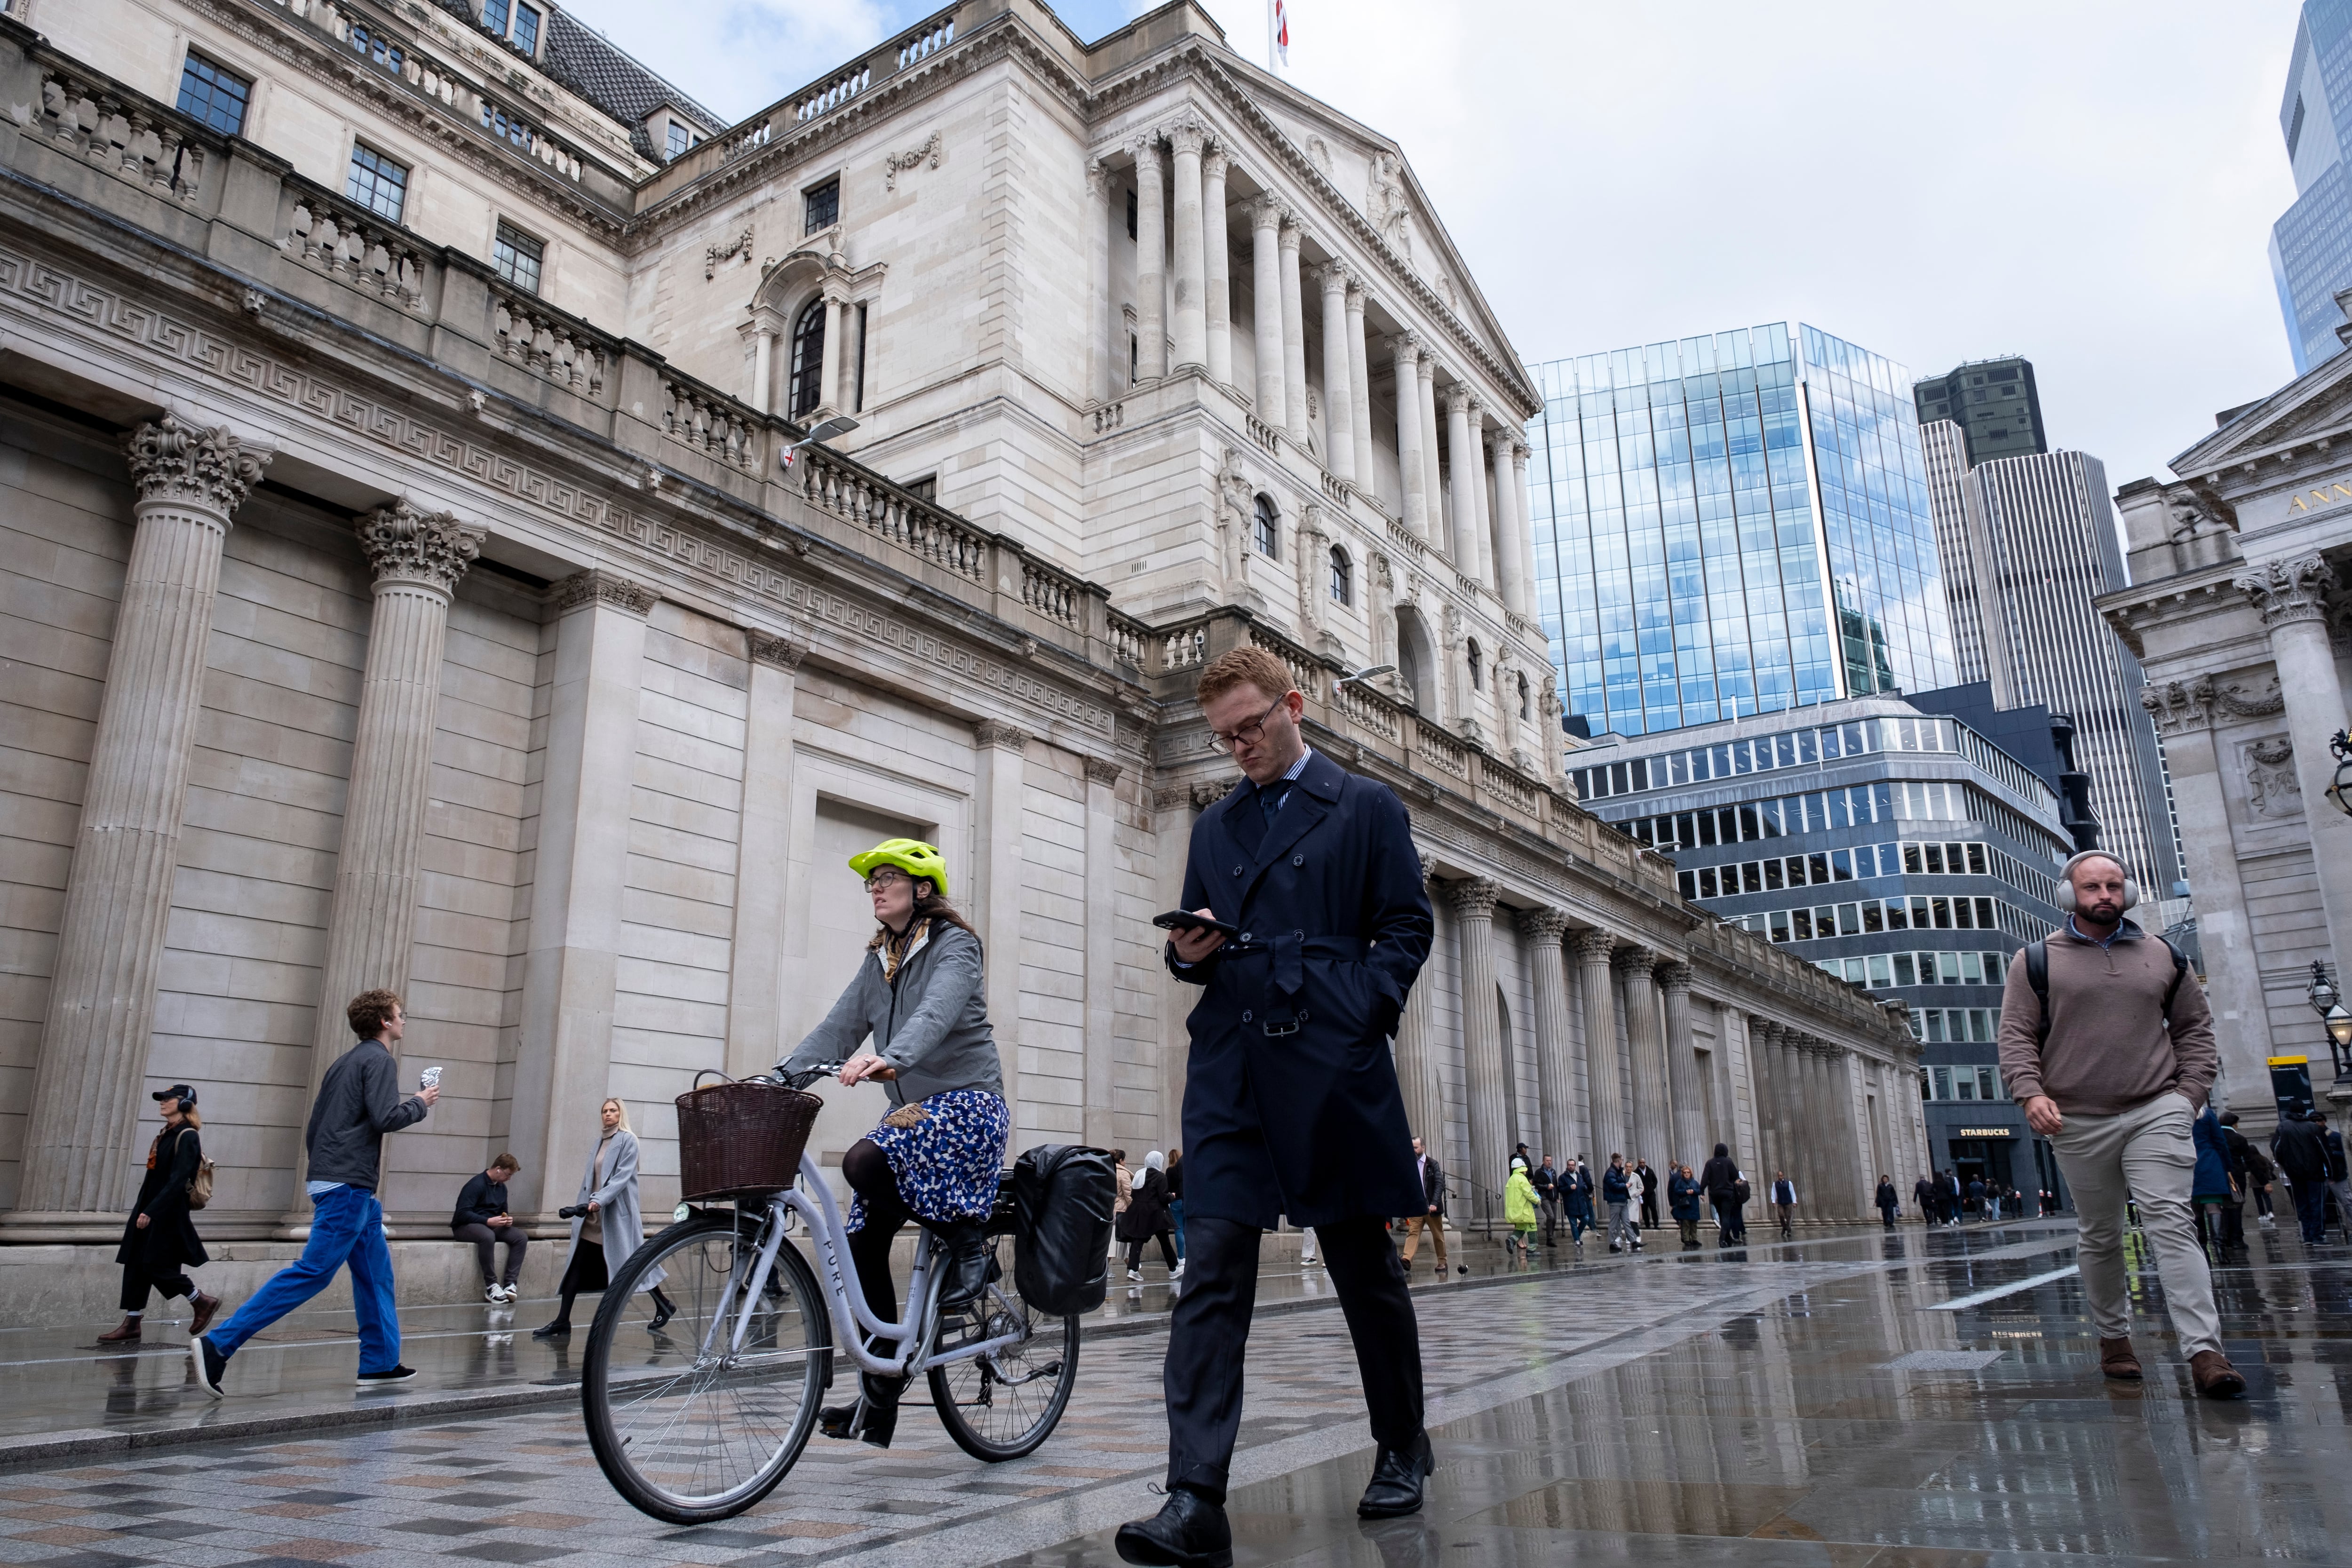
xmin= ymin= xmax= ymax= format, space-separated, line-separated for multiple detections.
xmin=1923 ymin=1263 xmax=2081 ymax=1312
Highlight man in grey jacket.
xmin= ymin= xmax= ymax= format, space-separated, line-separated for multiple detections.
xmin=195 ymin=988 xmax=436 ymax=1395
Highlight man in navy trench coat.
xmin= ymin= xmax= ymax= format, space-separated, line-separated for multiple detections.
xmin=1117 ymin=647 xmax=1436 ymax=1568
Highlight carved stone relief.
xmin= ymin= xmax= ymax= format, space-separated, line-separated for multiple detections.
xmin=2241 ymin=734 xmax=2302 ymax=820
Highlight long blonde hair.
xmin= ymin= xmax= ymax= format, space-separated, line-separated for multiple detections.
xmin=601 ymin=1097 xmax=632 ymax=1132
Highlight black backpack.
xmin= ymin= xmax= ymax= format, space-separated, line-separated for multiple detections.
xmin=2021 ymin=935 xmax=2190 ymax=1046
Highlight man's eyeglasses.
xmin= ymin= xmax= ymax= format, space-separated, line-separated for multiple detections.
xmin=1206 ymin=694 xmax=1289 ymax=754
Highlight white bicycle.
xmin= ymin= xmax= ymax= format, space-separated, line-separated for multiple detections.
xmin=580 ymin=1066 xmax=1078 ymax=1523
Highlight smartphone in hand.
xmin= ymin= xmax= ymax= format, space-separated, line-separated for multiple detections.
xmin=1152 ymin=909 xmax=1240 ymax=937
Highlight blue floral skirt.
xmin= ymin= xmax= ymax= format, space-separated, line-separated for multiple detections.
xmin=846 ymin=1088 xmax=1009 ymax=1232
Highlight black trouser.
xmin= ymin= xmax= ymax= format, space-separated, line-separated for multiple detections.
xmin=453 ymin=1223 xmax=529 ymax=1287
xmin=1126 ymin=1231 xmax=1178 ymax=1272
xmin=2220 ymin=1195 xmax=2246 ymax=1248
xmin=1880 ymin=1205 xmax=1897 ymax=1230
xmin=1163 ymin=1214 xmax=1421 ymax=1502
xmin=120 ymin=1259 xmax=195 ymax=1313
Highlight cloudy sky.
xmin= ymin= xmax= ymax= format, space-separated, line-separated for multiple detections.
xmin=564 ymin=0 xmax=2304 ymax=485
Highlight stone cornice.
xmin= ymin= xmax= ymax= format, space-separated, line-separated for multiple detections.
xmin=122 ymin=416 xmax=270 ymax=517
xmin=548 ymin=569 xmax=657 ymax=618
xmin=356 ymin=502 xmax=484 ymax=594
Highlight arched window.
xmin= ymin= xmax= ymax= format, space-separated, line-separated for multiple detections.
xmin=1252 ymin=493 xmax=1280 ymax=559
xmin=787 ymin=297 xmax=827 ymax=419
xmin=1467 ymin=637 xmax=1483 ymax=691
xmin=1328 ymin=546 xmax=1352 ymax=606
xmin=1517 ymin=671 xmax=1531 ymax=719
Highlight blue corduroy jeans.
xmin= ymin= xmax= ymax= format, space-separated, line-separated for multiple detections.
xmin=209 ymin=1184 xmax=401 ymax=1373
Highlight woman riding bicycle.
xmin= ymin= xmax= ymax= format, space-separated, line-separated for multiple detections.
xmin=775 ymin=837 xmax=1008 ymax=1449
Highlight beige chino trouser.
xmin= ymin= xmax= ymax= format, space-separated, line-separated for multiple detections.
xmin=2048 ymin=1090 xmax=2222 ymax=1358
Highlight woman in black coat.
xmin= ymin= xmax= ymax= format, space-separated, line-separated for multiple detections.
xmin=1119 ymin=1150 xmax=1179 ymax=1280
xmin=99 ymin=1086 xmax=219 ymax=1344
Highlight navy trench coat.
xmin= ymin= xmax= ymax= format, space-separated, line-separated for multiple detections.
xmin=1168 ymin=748 xmax=1432 ymax=1229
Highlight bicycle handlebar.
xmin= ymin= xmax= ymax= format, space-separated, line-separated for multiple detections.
xmin=754 ymin=1061 xmax=897 ymax=1091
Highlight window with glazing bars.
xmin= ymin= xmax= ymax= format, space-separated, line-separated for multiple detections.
xmin=346 ymin=145 xmax=408 ymax=222
xmin=493 ymin=222 xmax=543 ymax=294
xmin=176 ymin=53 xmax=251 ymax=135
xmin=804 ymin=177 xmax=841 ymax=234
xmin=511 ymin=3 xmax=540 ymax=52
xmin=787 ymin=297 xmax=826 ymax=419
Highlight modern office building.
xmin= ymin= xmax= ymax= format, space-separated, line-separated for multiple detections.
xmin=2272 ymin=0 xmax=2352 ymax=374
xmin=1917 ymin=421 xmax=2184 ymax=894
xmin=1526 ymin=324 xmax=1957 ymax=740
xmin=1569 ymin=695 xmax=2075 ymax=1202
xmin=1913 ymin=358 xmax=2047 ymax=465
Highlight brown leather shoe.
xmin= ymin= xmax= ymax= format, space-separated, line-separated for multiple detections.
xmin=187 ymin=1291 xmax=222 ymax=1337
xmin=2190 ymin=1349 xmax=2246 ymax=1399
xmin=95 ymin=1315 xmax=142 ymax=1345
xmin=2098 ymin=1337 xmax=2142 ymax=1380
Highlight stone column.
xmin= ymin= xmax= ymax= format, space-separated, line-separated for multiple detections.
xmin=1617 ymin=946 xmax=1671 ymax=1170
xmin=1168 ymin=122 xmax=1208 ymax=374
xmin=1828 ymin=1043 xmax=1863 ymax=1217
xmin=282 ymin=503 xmax=485 ymax=1224
xmin=1510 ymin=441 xmax=1540 ymax=614
xmin=1394 ymin=860 xmax=1446 ymax=1164
xmin=725 ymin=633 xmax=804 ymax=1081
xmin=1490 ymin=428 xmax=1528 ymax=617
xmin=1748 ymin=1016 xmax=1780 ymax=1178
xmin=1518 ymin=907 xmax=1579 ymax=1165
xmin=818 ymin=286 xmax=850 ymax=416
xmin=1450 ymin=878 xmax=1505 ymax=1226
xmin=1768 ymin=1021 xmax=1801 ymax=1200
xmin=2236 ymin=553 xmax=2352 ymax=983
xmin=1572 ymin=928 xmax=1625 ymax=1158
xmin=1248 ymin=198 xmax=1286 ymax=431
xmin=1800 ymin=1036 xmax=1836 ymax=1219
xmin=1132 ymin=134 xmax=1167 ymax=382
xmin=1082 ymin=757 xmax=1121 ymax=1147
xmin=973 ymin=721 xmax=1029 ymax=1126
xmin=1346 ymin=280 xmax=1373 ymax=494
xmin=509 ymin=571 xmax=655 ymax=1223
xmin=1465 ymin=400 xmax=1493 ymax=589
xmin=1202 ymin=146 xmax=1233 ymax=386
xmin=1445 ymin=387 xmax=1478 ymax=573
xmin=1317 ymin=264 xmax=1356 ymax=480
xmin=1393 ymin=335 xmax=1428 ymax=540
xmin=750 ymin=320 xmax=779 ymax=414
xmin=1278 ymin=215 xmax=1310 ymax=450
xmin=1657 ymin=961 xmax=1702 ymax=1167
xmin=1086 ymin=157 xmax=1113 ymax=406
xmin=8 ymin=418 xmax=268 ymax=1233
xmin=1419 ymin=358 xmax=1445 ymax=553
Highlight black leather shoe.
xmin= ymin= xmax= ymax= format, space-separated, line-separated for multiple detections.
xmin=938 ymin=1222 xmax=994 ymax=1309
xmin=819 ymin=1374 xmax=905 ymax=1448
xmin=1114 ymin=1487 xmax=1232 ymax=1567
xmin=1358 ymin=1431 xmax=1435 ymax=1518
xmin=530 ymin=1321 xmax=570 ymax=1339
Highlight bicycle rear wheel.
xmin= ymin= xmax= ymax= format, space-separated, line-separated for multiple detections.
xmin=926 ymin=1240 xmax=1079 ymax=1462
xmin=581 ymin=1209 xmax=830 ymax=1523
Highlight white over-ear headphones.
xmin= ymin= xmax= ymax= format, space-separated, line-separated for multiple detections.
xmin=2055 ymin=850 xmax=2138 ymax=913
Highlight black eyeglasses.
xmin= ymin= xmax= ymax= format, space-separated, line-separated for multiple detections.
xmin=1206 ymin=694 xmax=1288 ymax=753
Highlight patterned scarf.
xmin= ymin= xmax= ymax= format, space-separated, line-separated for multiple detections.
xmin=879 ymin=916 xmax=930 ymax=983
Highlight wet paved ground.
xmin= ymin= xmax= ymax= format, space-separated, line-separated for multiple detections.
xmin=5 ymin=1216 xmax=2348 ymax=1566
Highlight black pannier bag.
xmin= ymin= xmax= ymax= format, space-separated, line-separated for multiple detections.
xmin=1011 ymin=1143 xmax=1116 ymax=1316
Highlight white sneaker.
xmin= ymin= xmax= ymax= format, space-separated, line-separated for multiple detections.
xmin=1171 ymin=1261 xmax=1184 ymax=1279
xmin=485 ymin=1285 xmax=503 ymax=1304
xmin=1127 ymin=1269 xmax=1142 ymax=1281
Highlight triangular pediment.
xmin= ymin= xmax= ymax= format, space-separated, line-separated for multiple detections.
xmin=2171 ymin=340 xmax=2352 ymax=479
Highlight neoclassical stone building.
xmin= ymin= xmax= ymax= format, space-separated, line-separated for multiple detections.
xmin=0 ymin=0 xmax=1916 ymax=1248
xmin=2109 ymin=332 xmax=2352 ymax=1130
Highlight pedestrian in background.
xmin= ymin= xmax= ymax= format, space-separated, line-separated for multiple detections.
xmin=2273 ymin=1108 xmax=2330 ymax=1246
xmin=1531 ymin=1155 xmax=1560 ymax=1246
xmin=451 ymin=1154 xmax=527 ymax=1303
xmin=1941 ymin=1169 xmax=1963 ymax=1225
xmin=1111 ymin=1148 xmax=1131 ymax=1264
xmin=1634 ymin=1158 xmax=1660 ymax=1232
xmin=1965 ymin=1174 xmax=1986 ymax=1220
xmin=1398 ymin=1136 xmax=1460 ymax=1275
xmin=2192 ymin=1104 xmax=2235 ymax=1259
xmin=2000 ymin=849 xmax=2241 ymax=1397
xmin=1700 ymin=1143 xmax=1744 ymax=1244
xmin=2225 ymin=1113 xmax=2275 ymax=1234
xmin=1771 ymin=1171 xmax=1796 ymax=1239
xmin=1604 ymin=1155 xmax=1635 ymax=1252
xmin=2318 ymin=1112 xmax=2352 ymax=1241
xmin=1668 ymin=1163 xmax=1701 ymax=1248
xmin=1912 ymin=1173 xmax=1936 ymax=1226
xmin=534 ymin=1098 xmax=677 ymax=1338
xmin=1166 ymin=1146 xmax=1186 ymax=1267
xmin=1875 ymin=1176 xmax=1899 ymax=1230
xmin=1503 ymin=1157 xmax=1538 ymax=1265
xmin=1564 ymin=1158 xmax=1594 ymax=1247
xmin=194 ymin=990 xmax=436 ymax=1395
xmin=1121 ymin=1150 xmax=1180 ymax=1281
xmin=99 ymin=1085 xmax=220 ymax=1345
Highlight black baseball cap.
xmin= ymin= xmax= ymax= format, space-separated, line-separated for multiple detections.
xmin=152 ymin=1084 xmax=196 ymax=1106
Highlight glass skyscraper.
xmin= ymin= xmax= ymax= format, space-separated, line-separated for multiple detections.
xmin=2272 ymin=0 xmax=2352 ymax=375
xmin=1526 ymin=324 xmax=1955 ymax=740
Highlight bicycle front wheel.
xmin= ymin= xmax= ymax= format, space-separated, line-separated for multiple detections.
xmin=581 ymin=1209 xmax=830 ymax=1523
xmin=926 ymin=1244 xmax=1079 ymax=1462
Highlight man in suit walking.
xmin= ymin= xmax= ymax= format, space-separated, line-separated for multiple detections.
xmin=1398 ymin=1136 xmax=1458 ymax=1275
xmin=1117 ymin=648 xmax=1436 ymax=1567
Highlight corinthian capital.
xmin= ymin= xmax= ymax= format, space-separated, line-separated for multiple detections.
xmin=1514 ymin=904 xmax=1570 ymax=945
xmin=747 ymin=630 xmax=806 ymax=671
xmin=356 ymin=503 xmax=484 ymax=595
xmin=1167 ymin=120 xmax=1206 ymax=157
xmin=123 ymin=415 xmax=270 ymax=518
xmin=2234 ymin=552 xmax=2338 ymax=629
xmin=1569 ymin=927 xmax=1618 ymax=963
xmin=1442 ymin=384 xmax=1470 ymax=416
xmin=2139 ymin=674 xmax=2215 ymax=734
xmin=1248 ymin=194 xmax=1284 ymax=231
xmin=1391 ymin=333 xmax=1422 ymax=370
xmin=1445 ymin=876 xmax=1500 ymax=921
xmin=548 ymin=569 xmax=657 ymax=618
xmin=1654 ymin=959 xmax=1693 ymax=995
xmin=974 ymin=719 xmax=1031 ymax=751
xmin=1612 ymin=943 xmax=1656 ymax=980
xmin=1202 ymin=146 xmax=1229 ymax=181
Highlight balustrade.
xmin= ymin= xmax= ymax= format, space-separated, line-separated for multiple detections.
xmin=794 ymin=446 xmax=992 ymax=587
xmin=796 ymin=65 xmax=872 ymax=121
xmin=1417 ymin=724 xmax=1470 ymax=782
xmin=662 ymin=379 xmax=759 ymax=470
xmin=280 ymin=196 xmax=427 ymax=310
xmin=1245 ymin=414 xmax=1281 ymax=453
xmin=1107 ymin=609 xmax=1152 ymax=670
xmin=896 ymin=10 xmax=957 ymax=66
xmin=722 ymin=119 xmax=772 ymax=162
xmin=490 ymin=285 xmax=608 ymax=394
xmin=1250 ymin=628 xmax=1322 ymax=702
xmin=39 ymin=67 xmax=202 ymax=202
xmin=1020 ymin=557 xmax=1085 ymax=630
xmin=1335 ymin=674 xmax=1402 ymax=740
xmin=1479 ymin=755 xmax=1537 ymax=814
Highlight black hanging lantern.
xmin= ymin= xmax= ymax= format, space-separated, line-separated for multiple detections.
xmin=2328 ymin=730 xmax=2352 ymax=819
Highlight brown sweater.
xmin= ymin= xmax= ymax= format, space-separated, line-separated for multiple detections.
xmin=1996 ymin=921 xmax=2217 ymax=1116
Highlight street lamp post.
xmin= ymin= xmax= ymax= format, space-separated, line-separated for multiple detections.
xmin=2310 ymin=960 xmax=2352 ymax=1092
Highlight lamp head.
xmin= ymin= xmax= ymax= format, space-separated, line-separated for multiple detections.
xmin=1337 ymin=663 xmax=1396 ymax=689
xmin=2329 ymin=1004 xmax=2352 ymax=1051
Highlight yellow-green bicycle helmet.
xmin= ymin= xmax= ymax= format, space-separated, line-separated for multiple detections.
xmin=848 ymin=837 xmax=949 ymax=897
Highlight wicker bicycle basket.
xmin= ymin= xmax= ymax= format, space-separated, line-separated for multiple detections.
xmin=676 ymin=1077 xmax=822 ymax=1201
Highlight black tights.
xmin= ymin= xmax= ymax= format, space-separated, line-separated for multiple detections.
xmin=843 ymin=1138 xmax=912 ymax=1330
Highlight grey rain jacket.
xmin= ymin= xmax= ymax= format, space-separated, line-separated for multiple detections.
xmin=779 ymin=920 xmax=1004 ymax=1105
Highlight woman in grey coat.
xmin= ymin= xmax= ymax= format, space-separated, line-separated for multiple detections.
xmin=532 ymin=1098 xmax=676 ymax=1337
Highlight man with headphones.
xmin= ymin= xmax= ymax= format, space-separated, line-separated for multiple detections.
xmin=1997 ymin=850 xmax=2244 ymax=1398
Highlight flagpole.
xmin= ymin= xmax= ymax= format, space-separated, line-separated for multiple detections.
xmin=1268 ymin=0 xmax=1276 ymax=70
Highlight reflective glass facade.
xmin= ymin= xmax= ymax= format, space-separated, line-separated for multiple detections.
xmin=1527 ymin=324 xmax=1955 ymax=740
xmin=2272 ymin=1 xmax=2352 ymax=374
